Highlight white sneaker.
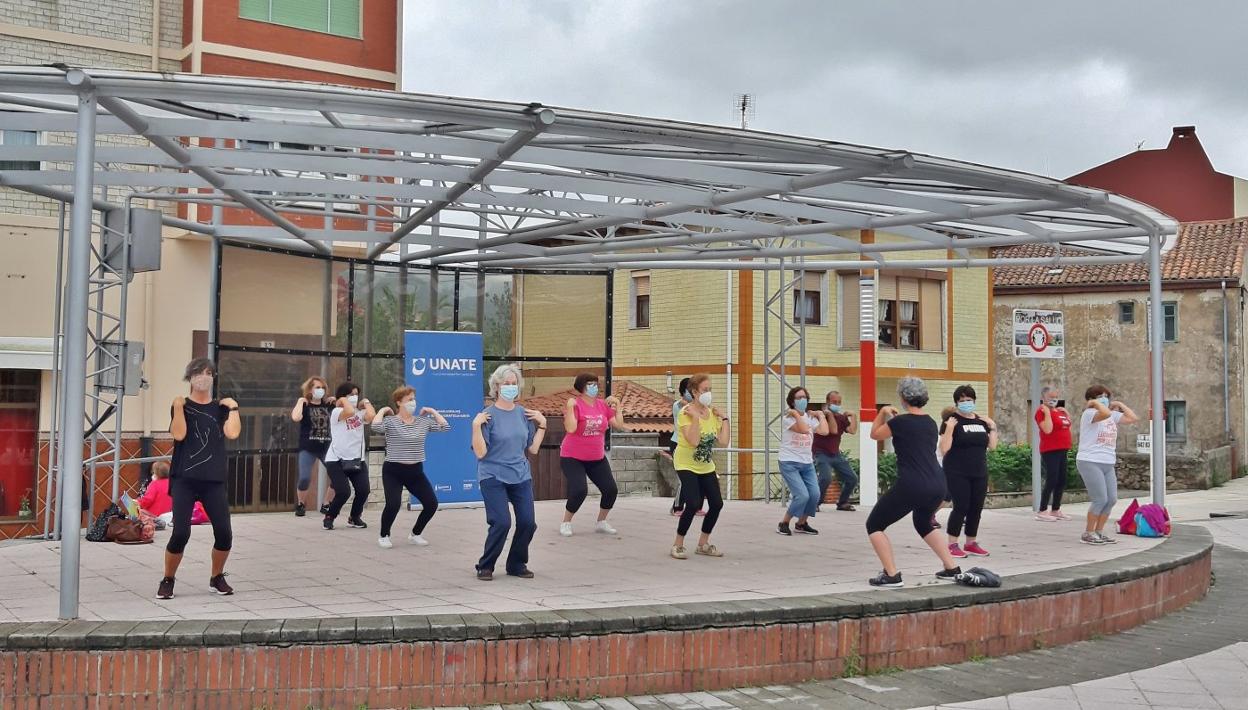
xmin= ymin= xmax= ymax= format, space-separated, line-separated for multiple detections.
xmin=559 ymin=522 xmax=574 ymax=537
xmin=408 ymin=533 xmax=428 ymax=546
xmin=1035 ymin=512 xmax=1057 ymax=522
xmin=378 ymin=536 xmax=393 ymax=549
xmin=595 ymin=520 xmax=617 ymax=535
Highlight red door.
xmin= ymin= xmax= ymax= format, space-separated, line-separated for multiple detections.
xmin=0 ymin=370 xmax=39 ymax=518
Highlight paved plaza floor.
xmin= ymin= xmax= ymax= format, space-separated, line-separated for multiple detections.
xmin=0 ymin=489 xmax=1177 ymax=622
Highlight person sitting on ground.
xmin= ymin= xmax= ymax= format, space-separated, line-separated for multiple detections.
xmin=138 ymin=461 xmax=174 ymax=518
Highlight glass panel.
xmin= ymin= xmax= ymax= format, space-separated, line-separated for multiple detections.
xmin=0 ymin=369 xmax=39 ymax=517
xmin=353 ymin=263 xmax=403 ymax=355
xmin=899 ymin=326 xmax=919 ymax=349
xmin=899 ymin=301 xmax=918 ymax=323
xmin=220 ymin=247 xmax=348 ymax=351
xmin=435 ymin=270 xmax=455 ymax=330
xmin=458 ymin=272 xmax=482 ymax=333
xmin=328 ymin=0 xmax=361 ymax=37
xmin=515 ymin=273 xmax=607 ymax=358
xmin=636 ymin=295 xmax=650 ymax=328
xmin=0 ymin=129 xmax=38 ymax=171
xmin=239 ymin=0 xmax=269 ymax=20
xmin=878 ymin=299 xmax=896 ymax=322
xmin=484 ymin=273 xmax=517 ymax=358
xmin=215 ymin=351 xmax=347 ymax=452
xmin=878 ymin=324 xmax=896 ymax=346
xmin=355 ymin=356 xmax=404 ymax=415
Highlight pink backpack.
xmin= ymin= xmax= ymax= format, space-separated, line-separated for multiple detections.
xmin=1135 ymin=503 xmax=1170 ymax=537
xmin=1117 ymin=499 xmax=1140 ymax=535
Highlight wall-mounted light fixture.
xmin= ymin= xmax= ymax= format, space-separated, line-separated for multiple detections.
xmin=665 ymin=370 xmax=674 ymax=393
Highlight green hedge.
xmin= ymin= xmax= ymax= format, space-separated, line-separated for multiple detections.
xmin=845 ymin=445 xmax=1081 ymax=494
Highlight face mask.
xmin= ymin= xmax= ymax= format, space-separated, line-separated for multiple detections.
xmin=585 ymin=384 xmax=600 ymax=398
xmin=794 ymin=398 xmax=808 ymax=412
xmin=828 ymin=404 xmax=842 ymax=413
xmin=312 ymin=387 xmax=325 ymax=400
xmin=957 ymin=401 xmax=976 ymax=413
xmin=1046 ymin=399 xmax=1058 ymax=407
xmin=402 ymin=400 xmax=417 ymax=414
xmin=698 ymin=391 xmax=713 ymax=407
xmin=1097 ymin=396 xmax=1110 ymax=407
xmin=500 ymin=384 xmax=520 ymax=402
xmin=190 ymin=373 xmax=213 ymax=393
xmin=347 ymin=395 xmax=359 ymax=407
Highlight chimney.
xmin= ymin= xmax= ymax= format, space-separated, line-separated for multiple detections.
xmin=1172 ymin=125 xmax=1197 ymax=138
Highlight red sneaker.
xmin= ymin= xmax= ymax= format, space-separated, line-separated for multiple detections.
xmin=964 ymin=541 xmax=990 ymax=557
xmin=948 ymin=542 xmax=967 ymax=558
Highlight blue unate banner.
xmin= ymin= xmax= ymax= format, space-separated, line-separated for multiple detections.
xmin=403 ymin=330 xmax=484 ymax=506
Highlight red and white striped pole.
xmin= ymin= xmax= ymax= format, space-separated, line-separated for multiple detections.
xmin=859 ymin=230 xmax=879 ymax=506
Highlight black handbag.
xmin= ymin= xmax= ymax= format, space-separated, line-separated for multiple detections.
xmin=340 ymin=458 xmax=364 ymax=474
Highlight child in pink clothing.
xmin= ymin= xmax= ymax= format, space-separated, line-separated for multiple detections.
xmin=557 ymin=374 xmax=625 ymax=537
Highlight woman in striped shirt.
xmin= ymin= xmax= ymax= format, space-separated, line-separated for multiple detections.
xmin=371 ymin=385 xmax=450 ymax=549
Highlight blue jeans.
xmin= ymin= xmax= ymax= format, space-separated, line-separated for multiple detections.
xmin=477 ymin=477 xmax=537 ymax=575
xmin=815 ymin=452 xmax=858 ymax=507
xmin=778 ymin=461 xmax=820 ymax=519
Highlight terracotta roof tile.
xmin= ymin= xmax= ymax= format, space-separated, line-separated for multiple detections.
xmin=523 ymin=380 xmax=676 ymax=433
xmin=993 ymin=218 xmax=1248 ymax=289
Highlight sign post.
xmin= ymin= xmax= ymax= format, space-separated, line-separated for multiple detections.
xmin=1013 ymin=309 xmax=1064 ymax=512
xmin=403 ymin=330 xmax=485 ymax=507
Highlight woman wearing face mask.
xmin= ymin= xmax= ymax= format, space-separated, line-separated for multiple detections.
xmin=670 ymin=373 xmax=730 ymax=559
xmin=777 ymin=386 xmax=830 ymax=536
xmin=559 ymin=373 xmax=625 ymax=536
xmin=157 ymin=358 xmax=241 ymax=600
xmin=472 ymin=364 xmax=547 ymax=580
xmin=290 ymin=376 xmax=334 ymax=518
xmin=1035 ymin=386 xmax=1073 ymax=522
xmin=1076 ymin=385 xmax=1139 ymax=544
xmin=939 ymin=385 xmax=998 ymax=559
xmin=864 ymin=377 xmax=962 ymax=588
xmin=371 ymin=385 xmax=449 ymax=548
xmin=322 ymin=382 xmax=375 ymax=531
xmin=669 ymin=377 xmax=705 ymax=517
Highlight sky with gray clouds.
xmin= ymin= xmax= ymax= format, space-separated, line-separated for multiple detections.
xmin=402 ymin=0 xmax=1248 ymax=180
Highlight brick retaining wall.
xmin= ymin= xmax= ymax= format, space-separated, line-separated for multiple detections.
xmin=0 ymin=527 xmax=1213 ymax=708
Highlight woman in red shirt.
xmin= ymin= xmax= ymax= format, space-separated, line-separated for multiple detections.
xmin=1035 ymin=386 xmax=1073 ymax=521
xmin=139 ymin=461 xmax=174 ymax=517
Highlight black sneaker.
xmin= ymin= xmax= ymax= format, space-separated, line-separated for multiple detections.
xmin=777 ymin=522 xmax=792 ymax=536
xmin=319 ymin=503 xmax=330 ymax=516
xmin=208 ymin=574 xmax=234 ymax=596
xmin=323 ymin=516 xmax=334 ymax=531
xmin=156 ymin=576 xmax=175 ymax=600
xmin=869 ymin=571 xmax=904 ymax=588
xmin=837 ymin=504 xmax=856 ymax=511
xmin=935 ymin=566 xmax=962 ymax=582
xmin=794 ymin=522 xmax=819 ymax=535
xmin=476 ymin=567 xmax=493 ymax=581
xmin=347 ymin=517 xmax=368 ymax=529
xmin=294 ymin=502 xmax=306 ymax=517
xmin=508 ymin=568 xmax=535 ymax=579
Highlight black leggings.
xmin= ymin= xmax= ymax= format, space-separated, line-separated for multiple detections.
xmin=1040 ymin=449 xmax=1069 ymax=511
xmin=166 ymin=477 xmax=232 ymax=554
xmin=676 ymin=470 xmax=724 ymax=536
xmin=380 ymin=461 xmax=438 ymax=538
xmin=865 ymin=481 xmax=944 ymax=538
xmin=326 ymin=460 xmax=370 ymax=521
xmin=560 ymin=457 xmax=618 ymax=514
xmin=946 ymin=474 xmax=988 ymax=538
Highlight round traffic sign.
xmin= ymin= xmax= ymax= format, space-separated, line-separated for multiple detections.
xmin=1028 ymin=323 xmax=1049 ymax=352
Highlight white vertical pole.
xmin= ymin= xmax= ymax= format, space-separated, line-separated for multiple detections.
xmin=1030 ymin=358 xmax=1042 ymax=512
xmin=1147 ymin=230 xmax=1166 ymax=506
xmin=58 ymin=74 xmax=98 ymax=620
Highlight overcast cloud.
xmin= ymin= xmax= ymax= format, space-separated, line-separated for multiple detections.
xmin=402 ymin=0 xmax=1248 ymax=180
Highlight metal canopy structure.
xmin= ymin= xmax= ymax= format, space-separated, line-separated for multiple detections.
xmin=0 ymin=67 xmax=1179 ymax=620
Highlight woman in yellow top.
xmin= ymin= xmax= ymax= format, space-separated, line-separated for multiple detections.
xmin=670 ymin=373 xmax=731 ymax=560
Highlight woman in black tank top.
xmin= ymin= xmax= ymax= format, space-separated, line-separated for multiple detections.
xmin=863 ymin=377 xmax=963 ymax=589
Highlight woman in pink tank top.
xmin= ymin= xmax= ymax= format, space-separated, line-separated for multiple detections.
xmin=558 ymin=373 xmax=625 ymax=537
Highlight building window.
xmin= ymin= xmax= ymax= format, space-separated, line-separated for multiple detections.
xmin=630 ymin=271 xmax=650 ymax=329
xmin=239 ymin=0 xmax=361 ymax=38
xmin=0 ymin=128 xmax=39 ymax=171
xmin=792 ymin=271 xmax=825 ymax=325
xmin=1118 ymin=301 xmax=1135 ymax=324
xmin=1164 ymin=401 xmax=1187 ymax=441
xmin=1163 ymin=301 xmax=1178 ymax=342
xmin=839 ymin=271 xmax=945 ymax=350
xmin=0 ymin=369 xmax=39 ymax=519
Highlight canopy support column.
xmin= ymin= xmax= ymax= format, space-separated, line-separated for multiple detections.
xmin=1147 ymin=229 xmax=1166 ymax=506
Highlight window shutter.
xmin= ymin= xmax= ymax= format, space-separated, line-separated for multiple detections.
xmin=897 ymin=277 xmax=919 ymax=302
xmin=633 ymin=272 xmax=650 ymax=296
xmin=799 ymin=270 xmax=823 ymax=292
xmin=271 ymin=0 xmax=330 ymax=32
xmin=840 ymin=274 xmax=859 ymax=345
xmin=329 ymin=0 xmax=361 ymax=37
xmin=920 ymin=279 xmax=943 ymax=351
xmin=877 ymin=275 xmax=897 ymax=301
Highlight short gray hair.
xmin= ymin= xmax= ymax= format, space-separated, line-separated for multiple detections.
xmin=1041 ymin=385 xmax=1058 ymax=398
xmin=488 ymin=363 xmax=524 ymax=399
xmin=897 ymin=376 xmax=929 ymax=408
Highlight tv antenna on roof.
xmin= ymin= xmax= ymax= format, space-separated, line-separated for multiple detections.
xmin=734 ymin=93 xmax=756 ymax=130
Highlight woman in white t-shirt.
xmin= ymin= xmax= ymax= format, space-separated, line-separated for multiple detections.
xmin=1075 ymin=384 xmax=1139 ymax=545
xmin=322 ymin=382 xmax=376 ymax=531
xmin=777 ymin=386 xmax=831 ymax=536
